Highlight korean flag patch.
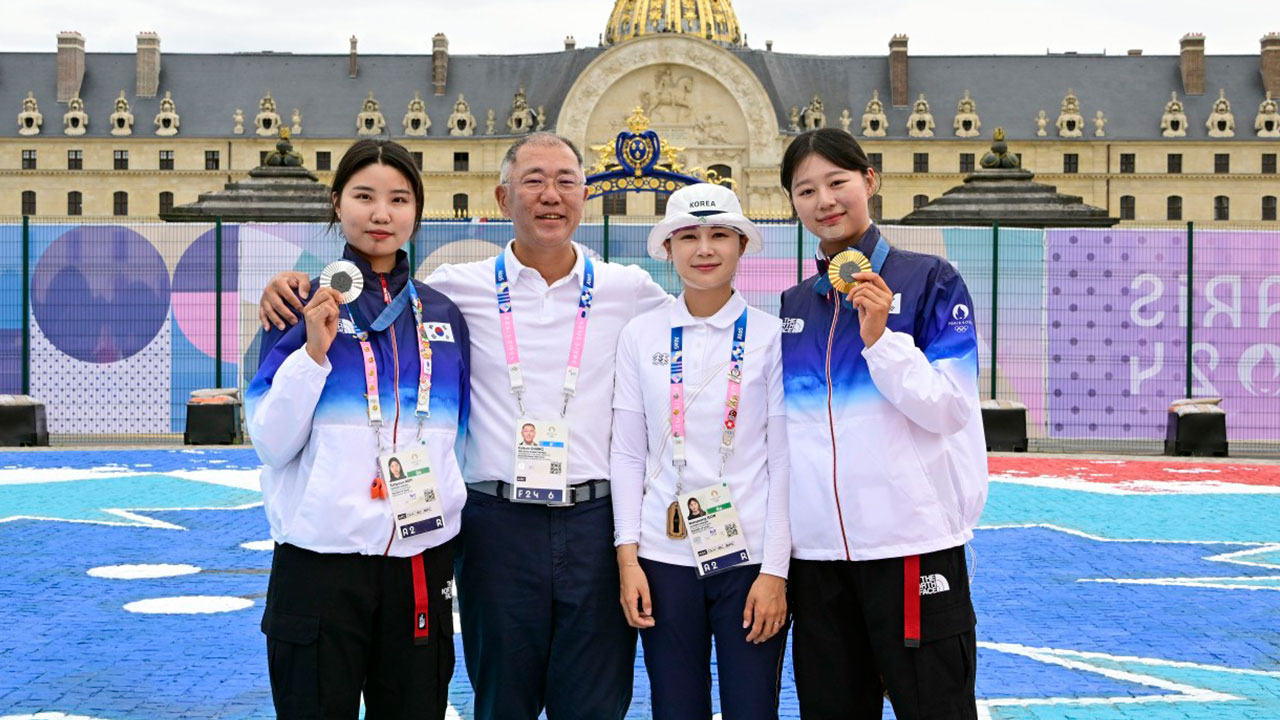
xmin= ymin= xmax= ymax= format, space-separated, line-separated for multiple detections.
xmin=424 ymin=322 xmax=455 ymax=342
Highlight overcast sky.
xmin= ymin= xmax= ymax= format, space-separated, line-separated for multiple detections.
xmin=3 ymin=1 xmax=1275 ymax=56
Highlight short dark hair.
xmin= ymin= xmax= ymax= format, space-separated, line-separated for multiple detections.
xmin=780 ymin=128 xmax=874 ymax=195
xmin=500 ymin=132 xmax=584 ymax=183
xmin=329 ymin=139 xmax=425 ymax=236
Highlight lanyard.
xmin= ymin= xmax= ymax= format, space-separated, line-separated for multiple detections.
xmin=495 ymin=250 xmax=595 ymax=417
xmin=669 ymin=307 xmax=748 ymax=489
xmin=345 ymin=277 xmax=432 ymax=437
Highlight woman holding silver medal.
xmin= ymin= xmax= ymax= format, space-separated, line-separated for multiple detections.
xmin=610 ymin=183 xmax=791 ymax=720
xmin=778 ymin=128 xmax=987 ymax=719
xmin=247 ymin=139 xmax=470 ymax=720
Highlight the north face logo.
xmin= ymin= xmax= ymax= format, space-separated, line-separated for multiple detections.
xmin=417 ymin=612 xmax=427 ymax=629
xmin=920 ymin=573 xmax=951 ymax=596
xmin=781 ymin=318 xmax=805 ymax=334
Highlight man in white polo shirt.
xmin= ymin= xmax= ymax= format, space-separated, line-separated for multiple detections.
xmin=258 ymin=132 xmax=671 ymax=720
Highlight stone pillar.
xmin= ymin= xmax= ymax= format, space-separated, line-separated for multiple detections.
xmin=889 ymin=34 xmax=909 ymax=108
xmin=349 ymin=36 xmax=358 ymax=78
xmin=1180 ymin=33 xmax=1205 ymax=96
xmin=1263 ymin=33 xmax=1280 ymax=98
xmin=136 ymin=32 xmax=160 ymax=99
xmin=57 ymin=31 xmax=85 ymax=103
xmin=432 ymin=33 xmax=449 ymax=96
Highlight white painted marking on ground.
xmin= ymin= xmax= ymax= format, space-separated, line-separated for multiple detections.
xmin=0 ymin=714 xmax=117 ymax=720
xmin=88 ymin=563 xmax=200 ymax=580
xmin=975 ymin=700 xmax=993 ymax=720
xmin=1077 ymin=575 xmax=1280 ymax=591
xmin=1205 ymin=544 xmax=1280 ymax=569
xmin=123 ymin=596 xmax=254 ymax=614
xmin=240 ymin=540 xmax=275 ymax=551
xmin=0 ymin=468 xmax=139 ymax=485
xmin=978 ymin=522 xmax=1270 ymax=547
xmin=167 ymin=469 xmax=261 ymax=492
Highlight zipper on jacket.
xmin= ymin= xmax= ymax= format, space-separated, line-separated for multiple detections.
xmin=825 ymin=291 xmax=852 ymax=560
xmin=380 ymin=274 xmax=401 ymax=557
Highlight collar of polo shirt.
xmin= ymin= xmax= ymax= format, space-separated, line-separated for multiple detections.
xmin=670 ymin=289 xmax=747 ymax=329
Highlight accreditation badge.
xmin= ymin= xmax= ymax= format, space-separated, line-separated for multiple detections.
xmin=512 ymin=419 xmax=570 ymax=504
xmin=379 ymin=445 xmax=446 ymax=539
xmin=679 ymin=482 xmax=751 ymax=578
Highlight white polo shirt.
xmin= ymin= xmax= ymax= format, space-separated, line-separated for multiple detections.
xmin=427 ymin=240 xmax=671 ymax=484
xmin=610 ymin=291 xmax=791 ymax=577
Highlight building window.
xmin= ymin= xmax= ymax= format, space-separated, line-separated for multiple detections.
xmin=21 ymin=150 xmax=36 ymax=170
xmin=21 ymin=191 xmax=36 ymax=215
xmin=1214 ymin=153 xmax=1230 ymax=174
xmin=315 ymin=151 xmax=331 ymax=171
xmin=67 ymin=150 xmax=83 ymax=170
xmin=602 ymin=193 xmax=627 ymax=216
xmin=205 ymin=151 xmax=219 ymax=170
xmin=114 ymin=150 xmax=129 ymax=170
xmin=259 ymin=151 xmax=270 ymax=166
xmin=913 ymin=153 xmax=929 ymax=173
xmin=1263 ymin=153 xmax=1277 ymax=174
xmin=1063 ymin=153 xmax=1079 ymax=174
xmin=1167 ymin=196 xmax=1182 ymax=221
xmin=159 ymin=191 xmax=174 ymax=215
xmin=1214 ymin=195 xmax=1229 ymax=221
xmin=412 ymin=152 xmax=423 ymax=170
xmin=159 ymin=150 xmax=174 ymax=170
xmin=1167 ymin=153 xmax=1182 ymax=174
xmin=452 ymin=193 xmax=469 ymax=218
xmin=654 ymin=192 xmax=670 ymax=216
xmin=453 ymin=152 xmax=469 ymax=172
xmin=67 ymin=191 xmax=82 ymax=216
xmin=867 ymin=153 xmax=882 ymax=171
xmin=913 ymin=194 xmax=929 ymax=210
xmin=113 ymin=191 xmax=128 ymax=216
xmin=869 ymin=194 xmax=883 ymax=222
xmin=958 ymin=153 xmax=975 ymax=174
xmin=708 ymin=164 xmax=733 ymax=186
xmin=1119 ymin=153 xmax=1135 ymax=173
xmin=1263 ymin=196 xmax=1277 ymax=222
xmin=1119 ymin=195 xmax=1136 ymax=220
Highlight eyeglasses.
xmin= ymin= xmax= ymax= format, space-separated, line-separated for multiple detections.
xmin=511 ymin=176 xmax=585 ymax=194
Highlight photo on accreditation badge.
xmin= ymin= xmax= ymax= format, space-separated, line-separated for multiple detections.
xmin=380 ymin=448 xmax=432 ymax=502
xmin=513 ymin=421 xmax=565 ymax=462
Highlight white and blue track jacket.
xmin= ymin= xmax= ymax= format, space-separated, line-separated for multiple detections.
xmin=247 ymin=246 xmax=470 ymax=557
xmin=780 ymin=224 xmax=988 ymax=562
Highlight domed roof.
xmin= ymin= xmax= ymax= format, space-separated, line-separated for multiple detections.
xmin=604 ymin=0 xmax=743 ymax=48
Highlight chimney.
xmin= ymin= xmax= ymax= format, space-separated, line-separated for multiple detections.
xmin=1180 ymin=33 xmax=1205 ymax=95
xmin=1264 ymin=33 xmax=1280 ymax=98
xmin=1128 ymin=49 xmax=1143 ymax=56
xmin=889 ymin=34 xmax=909 ymax=107
xmin=564 ymin=36 xmax=576 ymax=50
xmin=57 ymin=31 xmax=85 ymax=103
xmin=766 ymin=40 xmax=773 ymax=52
xmin=349 ymin=36 xmax=358 ymax=78
xmin=135 ymin=32 xmax=160 ymax=98
xmin=432 ymin=33 xmax=449 ymax=96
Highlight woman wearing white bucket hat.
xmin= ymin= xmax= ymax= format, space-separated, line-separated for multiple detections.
xmin=610 ymin=183 xmax=791 ymax=719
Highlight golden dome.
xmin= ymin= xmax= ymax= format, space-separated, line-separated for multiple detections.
xmin=604 ymin=0 xmax=743 ymax=48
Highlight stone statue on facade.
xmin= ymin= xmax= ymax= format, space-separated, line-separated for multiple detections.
xmin=18 ymin=92 xmax=43 ymax=136
xmin=953 ymin=90 xmax=980 ymax=137
xmin=788 ymin=106 xmax=800 ymax=132
xmin=1161 ymin=91 xmax=1188 ymax=137
xmin=291 ymin=108 xmax=303 ymax=135
xmin=536 ymin=105 xmax=547 ymax=132
xmin=1035 ymin=109 xmax=1048 ymax=136
xmin=233 ymin=108 xmax=245 ymax=135
xmin=907 ymin=94 xmax=934 ymax=137
xmin=63 ymin=95 xmax=88 ymax=136
xmin=1056 ymin=89 xmax=1083 ymax=137
xmin=486 ymin=108 xmax=496 ymax=135
xmin=448 ymin=94 xmax=476 ymax=136
xmin=800 ymin=94 xmax=826 ymax=130
xmin=356 ymin=92 xmax=386 ymax=136
xmin=1093 ymin=110 xmax=1107 ymax=137
xmin=642 ymin=67 xmax=693 ymax=124
xmin=403 ymin=92 xmax=431 ymax=136
xmin=861 ymin=90 xmax=887 ymax=137
xmin=154 ymin=91 xmax=179 ymax=136
xmin=1256 ymin=92 xmax=1280 ymax=137
xmin=839 ymin=108 xmax=852 ymax=133
xmin=255 ymin=92 xmax=282 ymax=136
xmin=507 ymin=87 xmax=536 ymax=134
xmin=109 ymin=91 xmax=134 ymax=136
xmin=1206 ymin=89 xmax=1235 ymax=137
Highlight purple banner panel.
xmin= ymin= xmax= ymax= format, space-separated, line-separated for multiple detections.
xmin=1047 ymin=229 xmax=1280 ymax=441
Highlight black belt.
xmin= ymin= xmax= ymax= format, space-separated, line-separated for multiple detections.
xmin=468 ymin=478 xmax=610 ymax=506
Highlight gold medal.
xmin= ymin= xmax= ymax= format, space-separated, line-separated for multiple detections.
xmin=666 ymin=501 xmax=687 ymax=539
xmin=828 ymin=249 xmax=873 ymax=294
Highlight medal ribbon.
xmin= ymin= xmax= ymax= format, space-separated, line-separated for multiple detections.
xmin=494 ymin=250 xmax=595 ymax=417
xmin=669 ymin=308 xmax=748 ymax=483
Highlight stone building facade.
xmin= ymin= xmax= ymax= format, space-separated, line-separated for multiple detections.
xmin=2 ymin=2 xmax=1278 ymax=223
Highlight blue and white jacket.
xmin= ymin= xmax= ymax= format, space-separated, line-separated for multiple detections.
xmin=247 ymin=246 xmax=470 ymax=557
xmin=780 ymin=224 xmax=987 ymax=562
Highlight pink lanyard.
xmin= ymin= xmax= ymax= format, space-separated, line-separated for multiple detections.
xmin=669 ymin=308 xmax=748 ymax=489
xmin=348 ymin=278 xmax=432 ymax=433
xmin=495 ymin=250 xmax=595 ymax=417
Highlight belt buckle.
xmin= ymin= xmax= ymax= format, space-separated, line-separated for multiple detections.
xmin=546 ymin=482 xmax=578 ymax=508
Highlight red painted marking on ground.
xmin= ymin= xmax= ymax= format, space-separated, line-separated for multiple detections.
xmin=988 ymin=456 xmax=1280 ymax=487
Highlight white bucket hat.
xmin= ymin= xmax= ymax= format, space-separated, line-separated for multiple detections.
xmin=645 ymin=183 xmax=764 ymax=260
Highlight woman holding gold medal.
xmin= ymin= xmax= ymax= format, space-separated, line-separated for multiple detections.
xmin=611 ymin=183 xmax=791 ymax=720
xmin=778 ymin=127 xmax=987 ymax=719
xmin=247 ymin=139 xmax=470 ymax=719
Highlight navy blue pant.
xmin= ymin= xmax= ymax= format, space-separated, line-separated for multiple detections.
xmin=639 ymin=558 xmax=788 ymax=720
xmin=455 ymin=489 xmax=637 ymax=720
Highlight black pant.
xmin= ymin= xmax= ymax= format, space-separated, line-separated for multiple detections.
xmin=262 ymin=541 xmax=456 ymax=720
xmin=789 ymin=545 xmax=977 ymax=720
